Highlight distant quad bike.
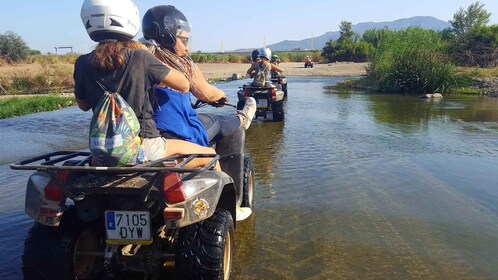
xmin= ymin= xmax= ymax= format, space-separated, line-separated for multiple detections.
xmin=304 ymin=57 xmax=313 ymax=68
xmin=237 ymin=83 xmax=285 ymax=122
xmin=12 ymin=129 xmax=255 ymax=280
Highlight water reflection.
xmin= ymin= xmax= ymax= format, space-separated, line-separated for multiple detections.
xmin=245 ymin=122 xmax=284 ymax=200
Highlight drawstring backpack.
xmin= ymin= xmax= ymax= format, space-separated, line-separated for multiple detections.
xmin=253 ymin=63 xmax=270 ymax=87
xmin=88 ymin=56 xmax=144 ymax=166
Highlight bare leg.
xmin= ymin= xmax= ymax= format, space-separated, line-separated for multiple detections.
xmin=165 ymin=139 xmax=221 ymax=170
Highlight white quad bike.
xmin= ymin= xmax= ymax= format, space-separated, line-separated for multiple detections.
xmin=11 ymin=131 xmax=254 ymax=280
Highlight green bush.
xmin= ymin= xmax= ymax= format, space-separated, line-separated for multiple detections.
xmin=188 ymin=51 xmax=321 ymax=64
xmin=367 ymin=27 xmax=466 ymax=93
xmin=0 ymin=96 xmax=75 ymax=119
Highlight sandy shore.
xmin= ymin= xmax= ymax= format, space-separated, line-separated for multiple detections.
xmin=198 ymin=62 xmax=368 ymax=80
xmin=0 ymin=61 xmax=368 ymax=80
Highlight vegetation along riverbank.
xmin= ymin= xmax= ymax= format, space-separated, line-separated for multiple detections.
xmin=0 ymin=1 xmax=496 ymax=119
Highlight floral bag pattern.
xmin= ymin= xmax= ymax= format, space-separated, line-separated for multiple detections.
xmin=89 ymin=59 xmax=141 ymax=166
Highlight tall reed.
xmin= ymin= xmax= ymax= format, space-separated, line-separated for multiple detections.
xmin=367 ymin=27 xmax=468 ymax=93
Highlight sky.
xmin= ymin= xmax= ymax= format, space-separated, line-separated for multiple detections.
xmin=1 ymin=0 xmax=498 ymax=54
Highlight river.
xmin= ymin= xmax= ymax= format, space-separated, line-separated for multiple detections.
xmin=1 ymin=76 xmax=497 ymax=279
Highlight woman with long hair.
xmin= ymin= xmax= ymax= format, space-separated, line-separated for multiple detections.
xmin=140 ymin=5 xmax=256 ymax=146
xmin=74 ymin=0 xmax=219 ymax=169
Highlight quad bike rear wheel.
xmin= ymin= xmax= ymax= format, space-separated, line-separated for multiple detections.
xmin=272 ymin=100 xmax=285 ymax=122
xmin=22 ymin=208 xmax=102 ymax=280
xmin=176 ymin=209 xmax=234 ymax=279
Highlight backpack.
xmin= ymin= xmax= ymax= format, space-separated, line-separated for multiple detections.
xmin=88 ymin=60 xmax=142 ymax=166
xmin=253 ymin=63 xmax=269 ymax=87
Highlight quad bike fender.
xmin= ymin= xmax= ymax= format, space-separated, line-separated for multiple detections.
xmin=25 ymin=171 xmax=65 ymax=226
xmin=165 ymin=170 xmax=236 ymax=228
xmin=273 ymin=89 xmax=285 ymax=102
xmin=216 ymin=128 xmax=245 ymax=207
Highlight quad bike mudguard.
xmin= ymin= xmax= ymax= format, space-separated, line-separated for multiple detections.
xmin=215 ymin=127 xmax=245 ymax=207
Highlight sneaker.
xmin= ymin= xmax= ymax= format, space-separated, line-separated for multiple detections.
xmin=238 ymin=97 xmax=256 ymax=130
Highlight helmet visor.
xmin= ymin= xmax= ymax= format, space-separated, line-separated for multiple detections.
xmin=163 ymin=17 xmax=191 ymax=36
xmin=164 ymin=16 xmax=191 ymax=48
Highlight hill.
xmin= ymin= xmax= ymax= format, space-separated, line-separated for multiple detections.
xmin=243 ymin=16 xmax=451 ymax=52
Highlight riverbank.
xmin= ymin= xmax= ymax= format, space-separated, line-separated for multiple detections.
xmin=198 ymin=62 xmax=368 ymax=81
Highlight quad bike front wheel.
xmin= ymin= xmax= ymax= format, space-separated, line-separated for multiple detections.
xmin=22 ymin=208 xmax=102 ymax=280
xmin=236 ymin=100 xmax=245 ymax=110
xmin=176 ymin=209 xmax=234 ymax=279
xmin=241 ymin=155 xmax=255 ymax=208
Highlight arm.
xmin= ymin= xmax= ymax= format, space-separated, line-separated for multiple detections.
xmin=189 ymin=63 xmax=226 ymax=102
xmin=159 ymin=67 xmax=190 ymax=93
xmin=271 ymin=63 xmax=284 ymax=73
xmin=246 ymin=63 xmax=256 ymax=75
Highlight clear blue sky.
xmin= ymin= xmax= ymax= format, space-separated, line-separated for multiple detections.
xmin=1 ymin=0 xmax=497 ymax=54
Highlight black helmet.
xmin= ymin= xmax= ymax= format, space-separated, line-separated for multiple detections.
xmin=142 ymin=5 xmax=191 ymax=48
xmin=251 ymin=49 xmax=259 ymax=62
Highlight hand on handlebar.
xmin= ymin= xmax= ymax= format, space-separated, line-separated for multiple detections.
xmin=211 ymin=97 xmax=227 ymax=107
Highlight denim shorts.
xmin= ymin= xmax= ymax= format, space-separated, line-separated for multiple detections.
xmin=142 ymin=137 xmax=168 ymax=161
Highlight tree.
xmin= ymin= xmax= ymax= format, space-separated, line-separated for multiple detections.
xmin=338 ymin=21 xmax=355 ymax=43
xmin=450 ymin=1 xmax=490 ymax=36
xmin=0 ymin=31 xmax=30 ymax=61
xmin=446 ymin=2 xmax=495 ymax=66
xmin=321 ymin=20 xmax=370 ymax=62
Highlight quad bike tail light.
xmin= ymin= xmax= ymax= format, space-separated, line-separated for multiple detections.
xmin=162 ymin=172 xmax=186 ymax=204
xmin=271 ymin=87 xmax=277 ymax=97
xmin=244 ymin=88 xmax=250 ymax=98
xmin=43 ymin=169 xmax=71 ymax=201
xmin=162 ymin=173 xmax=218 ymax=204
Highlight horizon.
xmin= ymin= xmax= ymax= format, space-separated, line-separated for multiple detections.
xmin=1 ymin=0 xmax=497 ymax=54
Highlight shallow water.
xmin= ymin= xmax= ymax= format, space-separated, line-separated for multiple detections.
xmin=1 ymin=77 xmax=497 ymax=279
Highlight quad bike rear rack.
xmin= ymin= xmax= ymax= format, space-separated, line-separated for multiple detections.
xmin=10 ymin=151 xmax=220 ymax=202
xmin=10 ymin=151 xmax=219 ymax=173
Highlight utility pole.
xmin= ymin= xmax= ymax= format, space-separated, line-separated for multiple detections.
xmin=221 ymin=37 xmax=224 ymax=53
xmin=311 ymin=33 xmax=314 ymax=51
xmin=263 ymin=35 xmax=266 ymax=47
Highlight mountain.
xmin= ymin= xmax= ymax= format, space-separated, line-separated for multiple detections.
xmin=264 ymin=16 xmax=451 ymax=52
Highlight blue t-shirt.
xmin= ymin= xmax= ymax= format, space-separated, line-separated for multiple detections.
xmin=154 ymin=87 xmax=209 ymax=146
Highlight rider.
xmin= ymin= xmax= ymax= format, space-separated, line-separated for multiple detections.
xmin=74 ymin=0 xmax=219 ymax=169
xmin=140 ymin=5 xmax=256 ymax=146
xmin=246 ymin=47 xmax=284 ymax=87
xmin=248 ymin=49 xmax=260 ymax=78
xmin=270 ymin=54 xmax=283 ymax=78
xmin=270 ymin=53 xmax=288 ymax=98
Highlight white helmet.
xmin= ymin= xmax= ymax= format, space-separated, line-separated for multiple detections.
xmin=81 ymin=0 xmax=140 ymax=42
xmin=259 ymin=47 xmax=272 ymax=60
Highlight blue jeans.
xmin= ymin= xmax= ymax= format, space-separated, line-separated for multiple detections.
xmin=197 ymin=113 xmax=241 ymax=143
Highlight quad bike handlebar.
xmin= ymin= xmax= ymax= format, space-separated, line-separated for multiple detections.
xmin=192 ymin=97 xmax=237 ymax=109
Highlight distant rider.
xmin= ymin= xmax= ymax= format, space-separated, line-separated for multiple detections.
xmin=246 ymin=47 xmax=284 ymax=87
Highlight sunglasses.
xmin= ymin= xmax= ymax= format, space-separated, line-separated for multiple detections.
xmin=177 ymin=35 xmax=189 ymax=46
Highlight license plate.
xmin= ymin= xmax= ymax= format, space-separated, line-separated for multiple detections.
xmin=105 ymin=211 xmax=152 ymax=245
xmin=257 ymin=99 xmax=268 ymax=108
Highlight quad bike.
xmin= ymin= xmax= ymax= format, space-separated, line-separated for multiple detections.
xmin=237 ymin=83 xmax=285 ymax=122
xmin=12 ymin=129 xmax=254 ymax=280
xmin=304 ymin=57 xmax=313 ymax=68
